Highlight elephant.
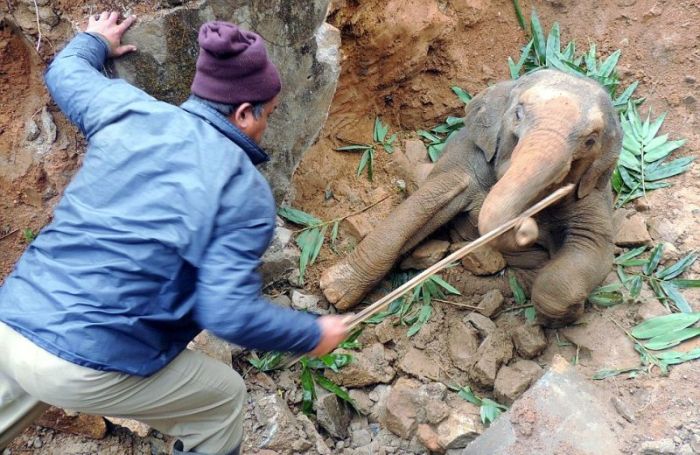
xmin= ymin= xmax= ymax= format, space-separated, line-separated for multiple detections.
xmin=320 ymin=69 xmax=622 ymax=326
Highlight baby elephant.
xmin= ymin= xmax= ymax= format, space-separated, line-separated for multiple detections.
xmin=321 ymin=69 xmax=622 ymax=325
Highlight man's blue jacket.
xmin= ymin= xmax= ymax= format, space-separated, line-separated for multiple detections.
xmin=0 ymin=33 xmax=321 ymax=376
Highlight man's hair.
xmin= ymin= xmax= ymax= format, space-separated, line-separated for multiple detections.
xmin=192 ymin=95 xmax=266 ymax=119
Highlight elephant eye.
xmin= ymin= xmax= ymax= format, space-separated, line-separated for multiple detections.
xmin=585 ymin=136 xmax=597 ymax=147
xmin=515 ymin=105 xmax=524 ymax=120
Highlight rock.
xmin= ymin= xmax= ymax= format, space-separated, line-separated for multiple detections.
xmin=611 ymin=397 xmax=635 ymax=423
xmin=477 ymin=290 xmax=504 ymax=317
xmin=447 ymin=320 xmax=480 ymax=371
xmin=290 ymin=290 xmax=323 ymax=312
xmin=648 ymin=216 xmax=685 ymax=244
xmin=633 ymin=197 xmax=650 ymax=212
xmin=560 ymin=311 xmax=640 ymax=370
xmin=374 ymin=318 xmax=402 ymax=344
xmin=25 ymin=118 xmax=40 ymax=141
xmin=344 ymin=211 xmax=378 ymax=240
xmin=349 ymin=389 xmax=374 ymax=416
xmin=105 ymin=417 xmax=151 ymax=437
xmin=614 ymin=212 xmax=652 ymax=247
xmin=398 ymin=347 xmax=441 ymax=380
xmin=36 ymin=407 xmax=107 ymax=439
xmin=113 ymin=0 xmax=340 ymax=203
xmin=260 ymin=226 xmax=299 ymax=285
xmin=400 ymin=239 xmax=451 ymax=270
xmin=383 ymin=377 xmax=422 ymax=439
xmin=269 ymin=293 xmax=292 ymax=308
xmin=253 ymin=394 xmax=311 ymax=451
xmin=314 ymin=391 xmax=353 ymax=438
xmin=436 ymin=410 xmax=482 ymax=449
xmin=458 ymin=244 xmax=506 ymax=276
xmin=351 ymin=427 xmax=373 ymax=448
xmin=426 ymin=400 xmax=451 ymax=424
xmin=660 ymin=241 xmax=681 ymax=264
xmin=511 ymin=324 xmax=547 ymax=359
xmin=325 ymin=343 xmax=395 ymax=387
xmin=187 ymin=330 xmax=239 ymax=367
xmin=462 ymin=356 xmax=623 ymax=455
xmin=418 ymin=424 xmax=444 ymax=453
xmin=464 ymin=312 xmax=496 ymax=337
xmin=469 ymin=329 xmax=514 ymax=388
xmin=297 ymin=413 xmax=332 ymax=454
xmin=493 ymin=365 xmax=533 ymax=405
xmin=369 ymin=384 xmax=392 ymax=423
xmin=510 ymin=359 xmax=544 ymax=382
xmin=639 ymin=439 xmax=677 ymax=454
xmin=404 ymin=139 xmax=430 ymax=164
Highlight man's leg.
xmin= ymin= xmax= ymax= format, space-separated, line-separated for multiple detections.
xmin=0 ymin=372 xmax=49 ymax=449
xmin=0 ymin=322 xmax=245 ymax=454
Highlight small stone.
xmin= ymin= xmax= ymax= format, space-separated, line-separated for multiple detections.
xmin=344 ymin=211 xmax=376 ymax=240
xmin=459 ymin=244 xmax=506 ymax=276
xmin=493 ymin=364 xmax=534 ymax=405
xmin=25 ymin=119 xmax=40 ymax=141
xmin=469 ymin=329 xmax=514 ymax=388
xmin=425 ymin=400 xmax=451 ymax=424
xmin=315 ymin=392 xmax=352 ymax=438
xmin=383 ymin=378 xmax=422 ymax=439
xmin=404 ymin=139 xmax=430 ymax=164
xmin=398 ymin=347 xmax=441 ymax=380
xmin=477 ymin=290 xmax=504 ymax=317
xmin=685 ymin=75 xmax=697 ymax=84
xmin=660 ymin=241 xmax=680 ymax=264
xmin=648 ymin=216 xmax=685 ymax=244
xmin=290 ymin=290 xmax=322 ymax=312
xmin=254 ymin=394 xmax=311 ymax=451
xmin=374 ymin=318 xmax=402 ymax=344
xmin=260 ymin=226 xmax=299 ymax=284
xmin=633 ymin=197 xmax=650 ymax=212
xmin=436 ymin=411 xmax=483 ymax=449
xmin=639 ymin=439 xmax=676 ymax=454
xmin=447 ymin=320 xmax=480 ymax=372
xmin=187 ymin=331 xmax=237 ymax=367
xmin=611 ymin=397 xmax=635 ymax=423
xmin=33 ymin=437 xmax=42 ymax=449
xmin=417 ymin=424 xmax=444 ymax=453
xmin=614 ymin=213 xmax=652 ymax=247
xmin=511 ymin=324 xmax=547 ymax=359
xmin=269 ymin=294 xmax=292 ymax=308
xmin=351 ymin=428 xmax=373 ymax=448
xmin=325 ymin=344 xmax=395 ymax=387
xmin=464 ymin=312 xmax=497 ymax=337
xmin=105 ymin=417 xmax=151 ymax=437
xmin=349 ymin=389 xmax=374 ymax=416
xmin=400 ymin=239 xmax=450 ymax=270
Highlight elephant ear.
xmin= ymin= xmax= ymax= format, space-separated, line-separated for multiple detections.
xmin=463 ymin=80 xmax=516 ymax=162
xmin=578 ymin=106 xmax=622 ymax=198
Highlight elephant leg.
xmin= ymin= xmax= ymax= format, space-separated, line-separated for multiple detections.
xmin=321 ymin=171 xmax=475 ymax=310
xmin=530 ymin=189 xmax=614 ymax=326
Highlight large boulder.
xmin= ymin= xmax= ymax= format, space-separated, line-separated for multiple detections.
xmin=113 ymin=0 xmax=341 ymax=203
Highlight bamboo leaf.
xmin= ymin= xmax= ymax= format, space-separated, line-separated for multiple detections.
xmin=630 ymin=313 xmax=700 ymax=339
xmin=644 ymin=327 xmax=700 ymax=350
xmin=457 ymin=386 xmax=482 ymax=406
xmin=314 ymin=373 xmax=354 ymax=405
xmin=671 ymin=279 xmax=700 ymax=289
xmin=336 ymin=144 xmax=372 ymax=151
xmin=451 ymin=86 xmax=472 ymax=104
xmin=655 ymin=347 xmax=700 ymax=365
xmin=524 ymin=306 xmax=537 ymax=322
xmin=656 ymin=253 xmax=697 ymax=280
xmin=300 ymin=366 xmax=316 ymax=415
xmin=615 ymin=246 xmax=648 ymax=264
xmin=330 ymin=220 xmax=340 ymax=246
xmin=512 ymin=0 xmax=527 ymax=31
xmin=660 ymin=281 xmax=692 ymax=313
xmin=309 ymin=226 xmax=327 ymax=264
xmin=545 ymin=22 xmax=561 ymax=66
xmin=644 ymin=244 xmax=665 ymax=276
xmin=629 ymin=275 xmax=643 ymax=299
xmin=278 ymin=206 xmax=322 ymax=227
xmin=480 ymin=398 xmax=507 ymax=425
xmin=430 ymin=275 xmax=461 ymax=295
xmin=407 ymin=304 xmax=432 ymax=337
xmin=592 ymin=367 xmax=640 ymax=380
xmin=530 ymin=10 xmax=546 ymax=64
xmin=598 ymin=50 xmax=621 ymax=78
xmin=644 ymin=139 xmax=686 ymax=163
xmin=509 ymin=273 xmax=527 ymax=305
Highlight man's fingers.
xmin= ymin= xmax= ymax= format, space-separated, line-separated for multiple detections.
xmin=114 ymin=44 xmax=137 ymax=57
xmin=99 ymin=11 xmax=109 ymax=21
xmin=117 ymin=15 xmax=137 ymax=32
xmin=107 ymin=11 xmax=119 ymax=24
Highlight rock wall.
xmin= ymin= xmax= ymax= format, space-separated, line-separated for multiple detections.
xmin=113 ymin=0 xmax=341 ymax=203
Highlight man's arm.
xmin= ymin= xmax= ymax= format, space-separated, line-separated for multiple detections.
xmin=44 ymin=12 xmax=138 ymax=138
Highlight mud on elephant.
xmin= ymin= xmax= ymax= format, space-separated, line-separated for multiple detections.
xmin=321 ymin=69 xmax=622 ymax=326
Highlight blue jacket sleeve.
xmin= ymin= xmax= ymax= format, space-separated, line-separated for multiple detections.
xmin=44 ymin=32 xmax=148 ymax=138
xmin=193 ymin=178 xmax=322 ymax=354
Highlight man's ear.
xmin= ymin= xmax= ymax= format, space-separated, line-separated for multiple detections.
xmin=231 ymin=102 xmax=254 ymax=129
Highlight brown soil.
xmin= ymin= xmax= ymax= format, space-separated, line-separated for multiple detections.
xmin=2 ymin=0 xmax=699 ymax=453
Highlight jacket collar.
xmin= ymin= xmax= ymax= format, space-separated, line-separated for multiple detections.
xmin=180 ymin=97 xmax=270 ymax=165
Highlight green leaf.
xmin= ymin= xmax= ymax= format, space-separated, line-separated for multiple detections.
xmin=598 ymin=49 xmax=621 ymax=78
xmin=22 ymin=228 xmax=36 ymax=243
xmin=480 ymin=398 xmax=507 ymax=425
xmin=309 ymin=225 xmax=327 ymax=264
xmin=407 ymin=304 xmax=432 ymax=337
xmin=430 ymin=275 xmax=461 ymax=295
xmin=592 ymin=367 xmax=639 ymax=380
xmin=644 ymin=327 xmax=700 ymax=350
xmin=509 ymin=273 xmax=527 ymax=305
xmin=336 ymin=144 xmax=372 ymax=151
xmin=644 ymin=139 xmax=686 ymax=163
xmin=588 ymin=291 xmax=624 ymax=307
xmin=300 ymin=366 xmax=316 ymax=415
xmin=656 ymin=253 xmax=697 ymax=280
xmin=615 ymin=246 xmax=648 ymax=264
xmin=418 ymin=130 xmax=442 ymax=143
xmin=545 ymin=22 xmax=561 ymax=66
xmin=278 ymin=206 xmax=321 ymax=227
xmin=457 ymin=386 xmax=482 ymax=406
xmin=524 ymin=306 xmax=537 ymax=322
xmin=660 ymin=281 xmax=692 ymax=313
xmin=451 ymin=86 xmax=472 ymax=104
xmin=655 ymin=347 xmax=700 ymax=365
xmin=509 ymin=41 xmax=533 ymax=79
xmin=630 ymin=312 xmax=700 ymax=339
xmin=529 ymin=10 xmax=546 ymax=64
xmin=644 ymin=157 xmax=694 ymax=181
xmin=247 ymin=351 xmax=283 ymax=372
xmin=330 ymin=220 xmax=340 ymax=246
xmin=671 ymin=279 xmax=700 ymax=289
xmin=629 ymin=275 xmax=643 ymax=299
xmin=512 ymin=0 xmax=527 ymax=30
xmin=314 ymin=373 xmax=354 ymax=405
xmin=644 ymin=244 xmax=665 ymax=276
xmin=428 ymin=143 xmax=446 ymax=162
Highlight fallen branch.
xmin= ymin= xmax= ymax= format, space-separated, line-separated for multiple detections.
xmin=0 ymin=229 xmax=18 ymax=242
xmin=31 ymin=0 xmax=42 ymax=52
xmin=292 ymin=193 xmax=393 ymax=234
xmin=433 ymin=298 xmax=480 ymax=311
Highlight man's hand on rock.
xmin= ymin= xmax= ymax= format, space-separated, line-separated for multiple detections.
xmin=85 ymin=11 xmax=137 ymax=58
xmin=308 ymin=315 xmax=352 ymax=357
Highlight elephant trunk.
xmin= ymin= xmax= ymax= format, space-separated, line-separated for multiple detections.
xmin=478 ymin=130 xmax=571 ymax=249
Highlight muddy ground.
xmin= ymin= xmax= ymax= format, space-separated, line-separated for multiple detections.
xmin=2 ymin=0 xmax=699 ymax=454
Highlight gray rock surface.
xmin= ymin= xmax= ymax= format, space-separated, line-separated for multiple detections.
xmin=113 ymin=0 xmax=341 ymax=203
xmin=477 ymin=289 xmax=504 ymax=317
xmin=325 ymin=343 xmax=395 ymax=387
xmin=252 ymin=394 xmax=311 ymax=451
xmin=462 ymin=355 xmax=623 ymax=455
xmin=314 ymin=391 xmax=353 ymax=439
xmin=511 ymin=324 xmax=547 ymax=359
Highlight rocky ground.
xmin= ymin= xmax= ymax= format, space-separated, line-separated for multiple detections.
xmin=2 ymin=0 xmax=700 ymax=454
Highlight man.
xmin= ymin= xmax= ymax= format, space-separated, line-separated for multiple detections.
xmin=0 ymin=12 xmax=348 ymax=455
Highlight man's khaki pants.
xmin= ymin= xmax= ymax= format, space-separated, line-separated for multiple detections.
xmin=0 ymin=322 xmax=245 ymax=454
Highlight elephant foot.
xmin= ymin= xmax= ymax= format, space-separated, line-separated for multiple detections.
xmin=532 ymin=292 xmax=585 ymax=327
xmin=320 ymin=260 xmax=372 ymax=310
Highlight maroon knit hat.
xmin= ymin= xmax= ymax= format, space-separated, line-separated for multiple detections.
xmin=191 ymin=21 xmax=282 ymax=105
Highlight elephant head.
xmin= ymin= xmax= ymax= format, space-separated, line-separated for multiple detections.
xmin=472 ymin=69 xmax=621 ymax=249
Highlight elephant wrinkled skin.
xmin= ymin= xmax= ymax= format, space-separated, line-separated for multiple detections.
xmin=321 ymin=69 xmax=622 ymax=326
